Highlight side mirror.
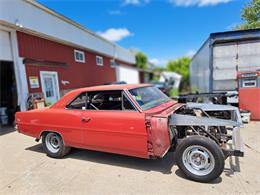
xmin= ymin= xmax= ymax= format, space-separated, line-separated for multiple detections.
xmin=82 ymin=106 xmax=86 ymax=110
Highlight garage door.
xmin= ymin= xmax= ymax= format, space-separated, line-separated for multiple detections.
xmin=0 ymin=30 xmax=12 ymax=61
xmin=117 ymin=65 xmax=139 ymax=84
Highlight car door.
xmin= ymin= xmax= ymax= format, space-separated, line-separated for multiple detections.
xmin=81 ymin=90 xmax=148 ymax=158
xmin=60 ymin=92 xmax=87 ymax=147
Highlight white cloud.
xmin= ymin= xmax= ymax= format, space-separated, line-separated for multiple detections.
xmin=149 ymin=58 xmax=168 ymax=66
xmin=97 ymin=28 xmax=133 ymax=42
xmin=123 ymin=0 xmax=150 ymax=6
xmin=185 ymin=49 xmax=196 ymax=57
xmin=108 ymin=10 xmax=122 ymax=15
xmin=169 ymin=0 xmax=232 ymax=7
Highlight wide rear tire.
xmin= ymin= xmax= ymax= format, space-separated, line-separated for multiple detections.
xmin=42 ymin=132 xmax=71 ymax=158
xmin=176 ymin=136 xmax=224 ymax=183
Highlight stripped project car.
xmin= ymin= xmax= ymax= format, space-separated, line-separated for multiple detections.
xmin=15 ymin=84 xmax=244 ymax=182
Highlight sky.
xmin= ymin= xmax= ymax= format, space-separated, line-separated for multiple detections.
xmin=38 ymin=0 xmax=248 ymax=66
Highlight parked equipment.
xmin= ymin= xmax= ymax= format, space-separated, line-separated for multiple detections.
xmin=238 ymin=71 xmax=260 ymax=120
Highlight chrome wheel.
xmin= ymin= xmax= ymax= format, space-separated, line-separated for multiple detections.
xmin=182 ymin=145 xmax=215 ymax=176
xmin=45 ymin=133 xmax=61 ymax=153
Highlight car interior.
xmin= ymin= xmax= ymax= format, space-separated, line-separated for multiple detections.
xmin=67 ymin=90 xmax=135 ymax=111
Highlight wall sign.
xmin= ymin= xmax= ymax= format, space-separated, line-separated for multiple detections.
xmin=29 ymin=76 xmax=40 ymax=89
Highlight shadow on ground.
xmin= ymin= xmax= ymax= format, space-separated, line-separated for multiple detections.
xmin=0 ymin=126 xmax=15 ymax=136
xmin=26 ymin=143 xmax=230 ymax=183
xmin=26 ymin=143 xmax=176 ymax=174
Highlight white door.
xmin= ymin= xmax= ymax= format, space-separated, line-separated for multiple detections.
xmin=40 ymin=71 xmax=60 ymax=105
xmin=117 ymin=65 xmax=139 ymax=84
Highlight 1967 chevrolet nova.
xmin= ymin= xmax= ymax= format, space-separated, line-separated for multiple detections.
xmin=15 ymin=84 xmax=244 ymax=182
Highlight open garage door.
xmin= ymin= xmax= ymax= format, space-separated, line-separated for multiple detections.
xmin=117 ymin=65 xmax=139 ymax=84
xmin=0 ymin=30 xmax=18 ymax=126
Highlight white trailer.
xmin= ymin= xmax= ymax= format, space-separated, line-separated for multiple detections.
xmin=190 ymin=29 xmax=260 ymax=103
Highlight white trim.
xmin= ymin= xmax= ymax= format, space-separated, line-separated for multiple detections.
xmin=96 ymin=55 xmax=103 ymax=66
xmin=74 ymin=49 xmax=85 ymax=63
xmin=40 ymin=71 xmax=60 ymax=103
xmin=0 ymin=25 xmax=28 ymax=111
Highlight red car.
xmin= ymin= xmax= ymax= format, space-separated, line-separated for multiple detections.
xmin=16 ymin=84 xmax=244 ymax=182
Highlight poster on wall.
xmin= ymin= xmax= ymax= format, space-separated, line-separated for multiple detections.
xmin=29 ymin=76 xmax=40 ymax=89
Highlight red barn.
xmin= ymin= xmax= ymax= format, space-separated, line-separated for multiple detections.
xmin=0 ymin=0 xmax=140 ymax=124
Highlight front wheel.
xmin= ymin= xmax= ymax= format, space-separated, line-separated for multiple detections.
xmin=176 ymin=136 xmax=224 ymax=182
xmin=42 ymin=132 xmax=71 ymax=158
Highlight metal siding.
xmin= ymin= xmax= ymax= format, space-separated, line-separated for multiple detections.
xmin=212 ymin=40 xmax=260 ymax=91
xmin=192 ymin=29 xmax=260 ymax=93
xmin=212 ymin=42 xmax=238 ymax=91
xmin=238 ymin=40 xmax=260 ymax=71
xmin=0 ymin=0 xmax=135 ymax=64
xmin=190 ymin=40 xmax=211 ymax=93
xmin=17 ymin=32 xmax=118 ymax=93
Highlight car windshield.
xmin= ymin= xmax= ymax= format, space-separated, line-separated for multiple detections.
xmin=129 ymin=86 xmax=171 ymax=110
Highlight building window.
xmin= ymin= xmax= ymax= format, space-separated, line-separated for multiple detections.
xmin=74 ymin=50 xmax=85 ymax=63
xmin=96 ymin=56 xmax=103 ymax=66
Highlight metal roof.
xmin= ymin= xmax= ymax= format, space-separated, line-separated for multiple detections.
xmin=191 ymin=28 xmax=260 ymax=60
xmin=210 ymin=28 xmax=260 ymax=44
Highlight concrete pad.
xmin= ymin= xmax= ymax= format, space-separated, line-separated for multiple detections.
xmin=0 ymin=122 xmax=260 ymax=194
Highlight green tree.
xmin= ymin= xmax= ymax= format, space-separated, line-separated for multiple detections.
xmin=166 ymin=57 xmax=191 ymax=92
xmin=236 ymin=0 xmax=260 ymax=30
xmin=135 ymin=52 xmax=148 ymax=69
xmin=151 ymin=66 xmax=165 ymax=81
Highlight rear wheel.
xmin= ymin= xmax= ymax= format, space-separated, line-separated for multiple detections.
xmin=42 ymin=132 xmax=71 ymax=158
xmin=176 ymin=136 xmax=224 ymax=182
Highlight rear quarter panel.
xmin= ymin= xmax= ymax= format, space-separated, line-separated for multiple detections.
xmin=16 ymin=109 xmax=48 ymax=138
xmin=15 ymin=108 xmax=83 ymax=147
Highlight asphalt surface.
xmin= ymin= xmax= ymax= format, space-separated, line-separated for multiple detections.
xmin=0 ymin=122 xmax=260 ymax=195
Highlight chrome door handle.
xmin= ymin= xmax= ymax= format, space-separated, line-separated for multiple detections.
xmin=81 ymin=117 xmax=91 ymax=122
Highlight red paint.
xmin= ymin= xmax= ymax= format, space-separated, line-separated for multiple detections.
xmin=17 ymin=31 xmax=134 ymax=93
xmin=15 ymin=84 xmax=179 ymax=159
xmin=238 ymin=71 xmax=260 ymax=120
xmin=239 ymin=88 xmax=260 ymax=120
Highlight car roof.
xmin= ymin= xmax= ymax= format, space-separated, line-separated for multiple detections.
xmin=72 ymin=84 xmax=152 ymax=93
xmin=51 ymin=84 xmax=152 ymax=109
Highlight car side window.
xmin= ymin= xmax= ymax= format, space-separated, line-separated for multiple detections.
xmin=86 ymin=90 xmax=136 ymax=111
xmin=67 ymin=92 xmax=87 ymax=109
xmin=122 ymin=93 xmax=135 ymax=111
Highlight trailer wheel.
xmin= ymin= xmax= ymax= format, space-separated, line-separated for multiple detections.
xmin=176 ymin=135 xmax=224 ymax=182
xmin=42 ymin=132 xmax=71 ymax=158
